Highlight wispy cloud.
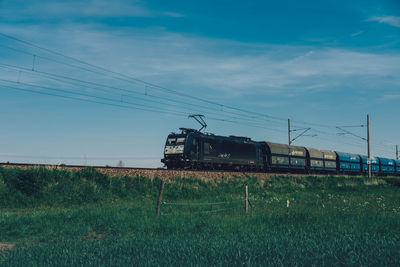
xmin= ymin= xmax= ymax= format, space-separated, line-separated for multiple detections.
xmin=0 ymin=0 xmax=184 ymax=20
xmin=351 ymin=31 xmax=364 ymax=37
xmin=368 ymin=16 xmax=400 ymax=28
xmin=379 ymin=94 xmax=400 ymax=102
xmin=1 ymin=23 xmax=399 ymax=99
xmin=161 ymin=11 xmax=185 ymax=18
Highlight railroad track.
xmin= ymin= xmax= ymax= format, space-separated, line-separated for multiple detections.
xmin=0 ymin=162 xmax=303 ymax=179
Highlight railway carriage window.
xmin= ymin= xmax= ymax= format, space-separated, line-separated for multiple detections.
xmin=310 ymin=160 xmax=323 ymax=167
xmin=272 ymin=156 xmax=289 ymax=165
xmin=325 ymin=161 xmax=336 ymax=168
xmin=293 ymin=158 xmax=306 ymax=166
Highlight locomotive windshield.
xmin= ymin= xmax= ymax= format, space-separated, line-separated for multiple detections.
xmin=167 ymin=138 xmax=176 ymax=145
xmin=176 ymin=137 xmax=186 ymax=145
xmin=167 ymin=137 xmax=186 ymax=146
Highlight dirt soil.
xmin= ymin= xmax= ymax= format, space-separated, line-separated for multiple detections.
xmin=0 ymin=242 xmax=15 ymax=251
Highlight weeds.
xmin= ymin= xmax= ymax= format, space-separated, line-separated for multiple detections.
xmin=0 ymin=166 xmax=399 ymax=266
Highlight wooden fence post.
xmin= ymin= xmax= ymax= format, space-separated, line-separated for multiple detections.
xmin=286 ymin=199 xmax=290 ymax=217
xmin=245 ymin=185 xmax=248 ymax=213
xmin=156 ymin=180 xmax=165 ymax=216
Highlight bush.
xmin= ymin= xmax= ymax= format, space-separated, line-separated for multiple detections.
xmin=1 ymin=167 xmax=56 ymax=197
xmin=76 ymin=167 xmax=110 ymax=189
xmin=0 ymin=167 xmax=165 ymax=208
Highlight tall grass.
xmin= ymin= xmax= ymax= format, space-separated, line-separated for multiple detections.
xmin=0 ymin=166 xmax=396 ymax=208
xmin=0 ymin=166 xmax=399 ymax=266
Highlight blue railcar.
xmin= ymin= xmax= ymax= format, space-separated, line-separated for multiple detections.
xmin=335 ymin=152 xmax=361 ymax=173
xmin=395 ymin=160 xmax=400 ymax=175
xmin=360 ymin=156 xmax=380 ymax=174
xmin=377 ymin=157 xmax=395 ymax=175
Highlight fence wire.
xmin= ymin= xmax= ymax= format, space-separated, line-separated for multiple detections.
xmin=160 ymin=199 xmax=243 ymax=216
xmin=162 ymin=200 xmax=242 ymax=206
xmin=161 ymin=206 xmax=237 ymax=216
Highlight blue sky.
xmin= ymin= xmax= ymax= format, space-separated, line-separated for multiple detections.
xmin=0 ymin=0 xmax=399 ymax=167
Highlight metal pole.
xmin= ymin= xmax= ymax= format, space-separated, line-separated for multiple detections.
xmin=245 ymin=185 xmax=248 ymax=213
xmin=288 ymin=118 xmax=291 ymax=145
xmin=156 ymin=180 xmax=165 ymax=216
xmin=367 ymin=114 xmax=371 ymax=178
xmin=396 ymin=145 xmax=399 ymax=160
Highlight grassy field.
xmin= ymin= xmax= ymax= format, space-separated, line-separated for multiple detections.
xmin=0 ymin=166 xmax=399 ymax=266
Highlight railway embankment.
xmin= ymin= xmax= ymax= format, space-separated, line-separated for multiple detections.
xmin=0 ymin=162 xmax=297 ymax=179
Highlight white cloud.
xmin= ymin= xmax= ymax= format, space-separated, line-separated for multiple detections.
xmin=161 ymin=11 xmax=185 ymax=18
xmin=1 ymin=23 xmax=399 ymax=99
xmin=0 ymin=0 xmax=183 ymax=20
xmin=380 ymin=94 xmax=400 ymax=102
xmin=368 ymin=16 xmax=400 ymax=28
xmin=351 ymin=31 xmax=364 ymax=37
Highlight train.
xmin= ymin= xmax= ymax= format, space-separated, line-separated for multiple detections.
xmin=161 ymin=128 xmax=400 ymax=176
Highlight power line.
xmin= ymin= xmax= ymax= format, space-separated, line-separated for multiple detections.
xmin=0 ymin=83 xmax=186 ymax=116
xmin=0 ymin=78 xmax=186 ymax=115
xmin=336 ymin=126 xmax=367 ymax=141
xmin=0 ymin=154 xmax=160 ymax=160
xmin=0 ymin=33 xmax=354 ymax=131
xmin=0 ymin=82 xmax=286 ymax=133
xmin=0 ymin=63 xmax=288 ymax=128
xmin=0 ymin=32 xmax=295 ymax=124
xmin=0 ymin=76 xmax=287 ymax=132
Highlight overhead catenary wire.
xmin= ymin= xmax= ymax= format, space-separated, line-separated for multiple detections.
xmin=313 ymin=135 xmax=394 ymax=158
xmin=0 ymin=32 xmax=386 ymax=130
xmin=0 ymin=84 xmax=185 ymax=116
xmin=0 ymin=154 xmax=160 ymax=160
xmin=0 ymin=82 xmax=286 ymax=132
xmin=0 ymin=78 xmax=191 ymax=116
xmin=0 ymin=32 xmax=304 ymax=125
xmin=0 ymin=63 xmax=288 ymax=128
xmin=310 ymin=125 xmax=396 ymax=153
xmin=0 ymin=34 xmax=367 ymax=131
xmin=0 ymin=63 xmax=291 ymax=131
xmin=0 ymin=76 xmax=232 ymax=122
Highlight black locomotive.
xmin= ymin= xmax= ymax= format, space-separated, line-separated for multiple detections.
xmin=161 ymin=128 xmax=264 ymax=171
xmin=161 ymin=128 xmax=400 ymax=175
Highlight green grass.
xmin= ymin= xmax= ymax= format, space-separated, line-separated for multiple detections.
xmin=0 ymin=166 xmax=399 ymax=266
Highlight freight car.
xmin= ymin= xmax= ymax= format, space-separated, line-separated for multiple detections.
xmin=161 ymin=128 xmax=400 ymax=176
